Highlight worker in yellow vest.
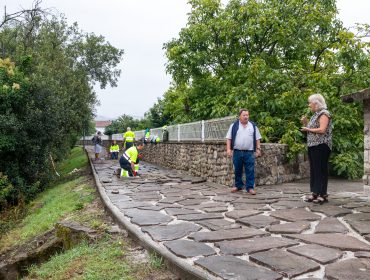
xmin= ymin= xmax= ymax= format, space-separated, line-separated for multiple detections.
xmin=144 ymin=128 xmax=150 ymax=144
xmin=119 ymin=142 xmax=144 ymax=177
xmin=109 ymin=140 xmax=120 ymax=160
xmin=123 ymin=127 xmax=135 ymax=150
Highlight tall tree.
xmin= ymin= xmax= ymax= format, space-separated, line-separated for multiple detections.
xmin=0 ymin=2 xmax=124 ymax=207
xmin=163 ymin=0 xmax=370 ymax=179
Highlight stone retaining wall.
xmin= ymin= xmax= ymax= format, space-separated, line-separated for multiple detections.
xmin=364 ymin=99 xmax=370 ymax=187
xmin=140 ymin=142 xmax=309 ymax=186
xmin=76 ymin=139 xmax=309 ymax=186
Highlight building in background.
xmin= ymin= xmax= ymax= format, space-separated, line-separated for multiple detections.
xmin=95 ymin=120 xmax=112 ymax=134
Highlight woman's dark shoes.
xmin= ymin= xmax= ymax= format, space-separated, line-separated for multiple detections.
xmin=304 ymin=193 xmax=317 ymax=202
xmin=313 ymin=195 xmax=328 ymax=205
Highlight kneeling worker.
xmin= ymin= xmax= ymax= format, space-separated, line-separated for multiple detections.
xmin=119 ymin=142 xmax=144 ymax=177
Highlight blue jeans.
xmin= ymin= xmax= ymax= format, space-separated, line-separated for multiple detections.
xmin=233 ymin=150 xmax=255 ymax=190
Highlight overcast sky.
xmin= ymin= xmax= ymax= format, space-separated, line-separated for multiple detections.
xmin=2 ymin=0 xmax=370 ymax=120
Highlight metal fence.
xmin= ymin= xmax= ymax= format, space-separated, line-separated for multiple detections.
xmin=109 ymin=116 xmax=237 ymax=142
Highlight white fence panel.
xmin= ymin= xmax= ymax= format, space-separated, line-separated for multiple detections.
xmin=80 ymin=116 xmax=238 ymax=142
xmin=178 ymin=121 xmax=202 ymax=141
xmin=112 ymin=133 xmax=123 ymax=141
xmin=151 ymin=128 xmax=163 ymax=140
xmin=167 ymin=125 xmax=178 ymax=141
xmin=135 ymin=130 xmax=145 ymax=140
xmin=204 ymin=116 xmax=236 ymax=141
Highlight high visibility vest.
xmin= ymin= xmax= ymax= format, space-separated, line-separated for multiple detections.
xmin=123 ymin=131 xmax=135 ymax=142
xmin=122 ymin=146 xmax=138 ymax=164
xmin=110 ymin=144 xmax=119 ymax=153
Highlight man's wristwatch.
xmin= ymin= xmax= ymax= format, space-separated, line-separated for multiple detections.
xmin=256 ymin=147 xmax=261 ymax=151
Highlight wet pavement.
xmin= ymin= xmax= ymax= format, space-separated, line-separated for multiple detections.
xmin=88 ymin=148 xmax=370 ymax=280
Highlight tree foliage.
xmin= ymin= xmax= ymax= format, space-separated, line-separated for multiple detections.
xmin=142 ymin=98 xmax=171 ymax=128
xmin=104 ymin=114 xmax=141 ymax=135
xmin=162 ymin=0 xmax=370 ymax=179
xmin=0 ymin=2 xmax=123 ymax=208
xmin=105 ymin=98 xmax=170 ymax=135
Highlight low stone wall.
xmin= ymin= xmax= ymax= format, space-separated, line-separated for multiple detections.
xmin=140 ymin=141 xmax=309 ymax=186
xmin=364 ymin=99 xmax=370 ymax=187
xmin=76 ymin=139 xmax=309 ymax=186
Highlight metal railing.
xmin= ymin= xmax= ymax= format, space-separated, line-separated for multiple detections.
xmin=109 ymin=116 xmax=237 ymax=142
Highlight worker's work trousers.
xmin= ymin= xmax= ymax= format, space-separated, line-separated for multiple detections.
xmin=119 ymin=156 xmax=134 ymax=177
xmin=111 ymin=152 xmax=118 ymax=160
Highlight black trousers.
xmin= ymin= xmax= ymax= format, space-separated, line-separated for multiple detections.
xmin=308 ymin=143 xmax=331 ymax=196
xmin=119 ymin=156 xmax=134 ymax=176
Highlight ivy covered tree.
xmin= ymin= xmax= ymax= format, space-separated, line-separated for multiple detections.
xmin=0 ymin=2 xmax=123 ymax=208
xmin=162 ymin=0 xmax=370 ymax=179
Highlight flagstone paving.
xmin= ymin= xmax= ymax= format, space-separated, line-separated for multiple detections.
xmin=267 ymin=221 xmax=311 ymax=234
xmin=249 ymin=249 xmax=321 ymax=278
xmin=314 ymin=217 xmax=349 ymax=234
xmin=88 ymin=147 xmax=370 ymax=280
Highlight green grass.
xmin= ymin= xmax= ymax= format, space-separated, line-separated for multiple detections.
xmin=25 ymin=238 xmax=133 ymax=280
xmin=25 ymin=236 xmax=169 ymax=280
xmin=57 ymin=147 xmax=88 ymax=176
xmin=149 ymin=252 xmax=165 ymax=269
xmin=0 ymin=147 xmax=93 ymax=250
xmin=0 ymin=176 xmax=94 ymax=249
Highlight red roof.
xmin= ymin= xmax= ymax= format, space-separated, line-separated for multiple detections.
xmin=95 ymin=120 xmax=112 ymax=127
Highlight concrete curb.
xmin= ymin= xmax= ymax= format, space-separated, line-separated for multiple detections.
xmin=86 ymin=150 xmax=216 ymax=280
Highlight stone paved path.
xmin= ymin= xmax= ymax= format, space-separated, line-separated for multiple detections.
xmin=88 ymin=148 xmax=370 ymax=280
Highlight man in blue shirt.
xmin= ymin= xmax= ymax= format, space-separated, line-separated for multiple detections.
xmin=226 ymin=109 xmax=262 ymax=194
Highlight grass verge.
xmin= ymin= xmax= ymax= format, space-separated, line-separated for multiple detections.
xmin=25 ymin=236 xmax=168 ymax=280
xmin=0 ymin=147 xmax=93 ymax=250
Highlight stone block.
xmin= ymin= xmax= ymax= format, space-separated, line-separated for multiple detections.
xmin=216 ymin=237 xmax=299 ymax=255
xmin=250 ymin=249 xmax=320 ymax=278
xmin=195 ymin=256 xmax=282 ymax=280
xmin=164 ymin=240 xmax=216 ymax=258
xmin=267 ymin=221 xmax=310 ymax=234
xmin=364 ymin=112 xmax=370 ymax=125
xmin=314 ymin=217 xmax=348 ymax=234
xmin=287 ymin=244 xmax=342 ymax=264
xmin=189 ymin=228 xmax=268 ymax=242
xmin=284 ymin=233 xmax=370 ymax=251
xmin=365 ymin=136 xmax=370 ymax=149
xmin=142 ymin=223 xmax=201 ymax=241
xmin=325 ymin=258 xmax=370 ymax=279
xmin=364 ymin=150 xmax=370 ymax=164
xmin=363 ymin=175 xmax=369 ymax=186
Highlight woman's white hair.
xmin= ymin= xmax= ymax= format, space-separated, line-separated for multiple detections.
xmin=308 ymin=94 xmax=327 ymax=110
